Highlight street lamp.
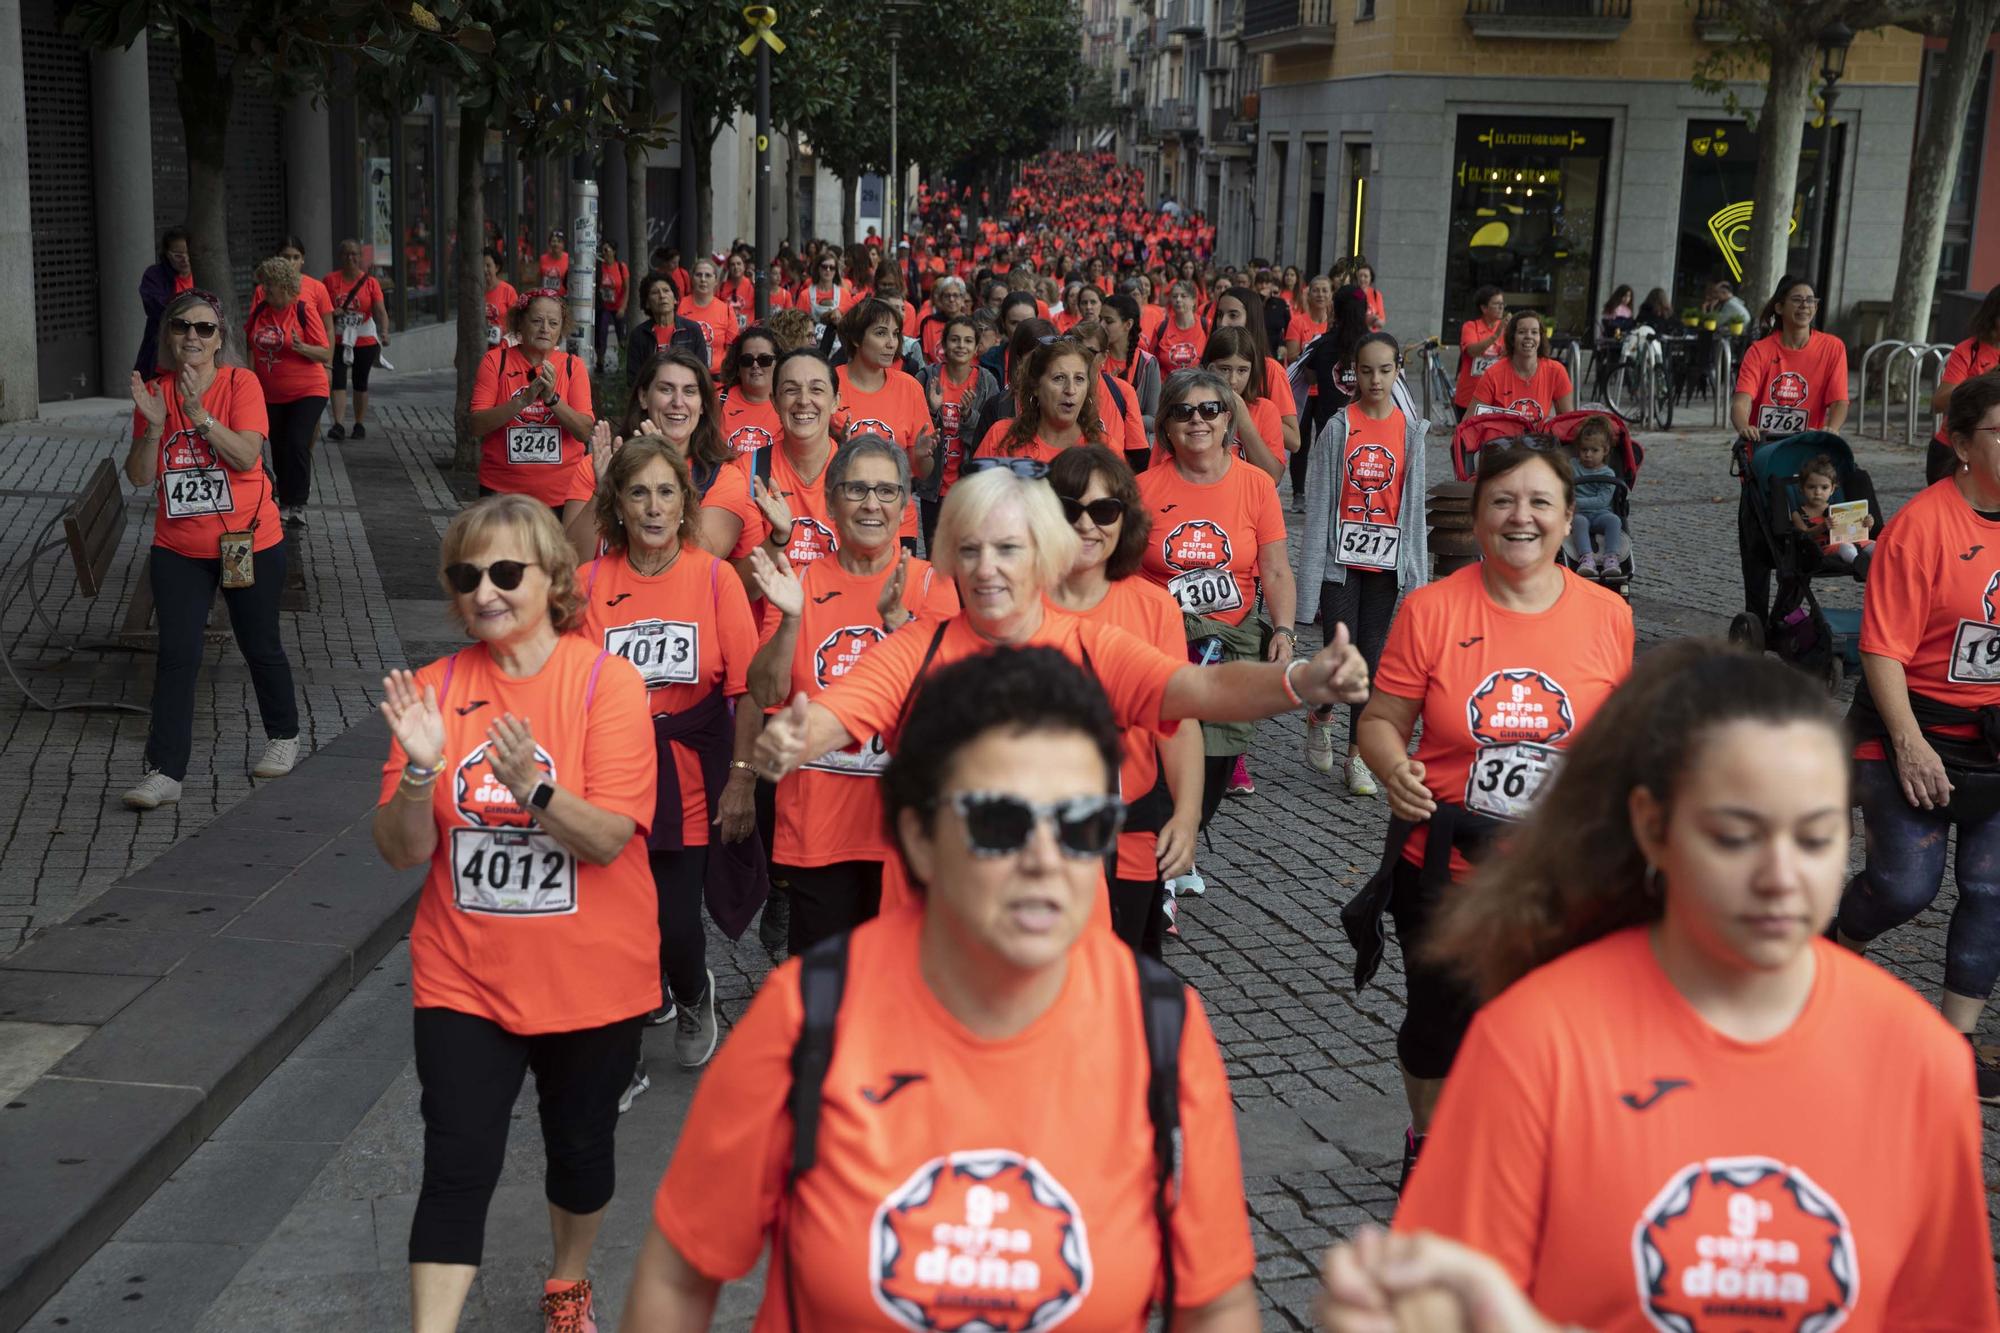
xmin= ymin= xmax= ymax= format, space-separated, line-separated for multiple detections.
xmin=884 ymin=0 xmax=920 ymax=249
xmin=1804 ymin=20 xmax=1854 ymax=292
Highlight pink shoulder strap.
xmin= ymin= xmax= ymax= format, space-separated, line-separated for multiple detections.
xmin=584 ymin=650 xmax=611 ymax=710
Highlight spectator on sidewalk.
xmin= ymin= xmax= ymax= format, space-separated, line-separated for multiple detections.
xmin=135 ymin=226 xmax=192 ymax=377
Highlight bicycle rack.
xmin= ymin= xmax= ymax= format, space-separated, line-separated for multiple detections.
xmin=1712 ymin=336 xmax=1733 ymax=428
xmin=1858 ymin=339 xmax=1910 ymax=437
xmin=1903 ymin=343 xmax=1953 ymax=448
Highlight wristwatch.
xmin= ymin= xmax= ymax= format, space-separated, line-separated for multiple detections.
xmin=527 ymin=781 xmax=556 ymax=813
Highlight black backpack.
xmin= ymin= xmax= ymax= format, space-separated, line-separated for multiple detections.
xmin=784 ymin=931 xmax=1187 ymax=1325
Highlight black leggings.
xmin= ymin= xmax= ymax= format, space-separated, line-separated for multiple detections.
xmin=649 ymin=847 xmax=709 ymax=1006
xmin=1288 ymin=428 xmax=1312 ymax=498
xmin=145 ymin=543 xmax=299 ymax=781
xmin=1320 ymin=572 xmax=1399 ymax=736
xmin=1197 ymin=753 xmax=1234 ymax=832
xmin=330 ymin=343 xmax=379 ymax=393
xmin=773 ymin=860 xmax=883 ymax=955
xmin=1386 ymin=857 xmax=1480 ymax=1080
xmin=1737 ymin=480 xmax=1771 ymax=623
xmin=267 ymin=396 xmax=325 ymax=507
xmin=409 ymin=1007 xmax=641 ymax=1266
xmin=1109 ymin=875 xmax=1167 ymax=959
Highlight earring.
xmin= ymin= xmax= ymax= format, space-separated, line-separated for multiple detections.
xmin=1643 ymin=862 xmax=1664 ymax=899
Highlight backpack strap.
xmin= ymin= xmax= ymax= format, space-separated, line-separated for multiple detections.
xmin=1100 ymin=372 xmax=1127 ymax=419
xmin=890 ymin=619 xmax=952 ymax=736
xmin=583 ymin=649 xmax=611 ymax=710
xmin=1135 ymin=953 xmax=1185 ymax=1321
xmin=784 ymin=932 xmax=851 ymax=1330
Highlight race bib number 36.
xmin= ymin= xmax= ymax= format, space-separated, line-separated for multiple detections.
xmin=1337 ymin=520 xmax=1400 ymax=572
xmin=164 ymin=468 xmax=233 ymax=519
xmin=506 ymin=424 xmax=563 ymax=464
xmin=451 ymin=827 xmax=577 ymax=915
xmin=1465 ymin=742 xmax=1561 ymax=820
xmin=603 ymin=619 xmax=698 ymax=688
xmin=1950 ymin=619 xmax=2000 ymax=684
xmin=1167 ymin=568 xmax=1244 ymax=617
xmin=1756 ymin=404 xmax=1807 ymax=435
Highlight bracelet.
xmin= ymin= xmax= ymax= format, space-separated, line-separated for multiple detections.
xmin=729 ymin=760 xmax=757 ymax=775
xmin=1280 ymin=657 xmax=1309 ymax=709
xmin=403 ymin=758 xmax=443 ymax=781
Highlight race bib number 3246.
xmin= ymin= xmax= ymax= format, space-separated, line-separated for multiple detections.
xmin=506 ymin=424 xmax=563 ymax=464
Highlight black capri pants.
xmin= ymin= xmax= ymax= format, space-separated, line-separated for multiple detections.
xmin=773 ymin=860 xmax=884 ymax=956
xmin=267 ymin=396 xmax=326 ymax=507
xmin=409 ymin=1006 xmax=642 ymax=1267
xmin=1385 ymin=857 xmax=1480 ymax=1080
xmin=1320 ymin=571 xmax=1399 ymax=736
xmin=331 ymin=344 xmax=380 ymax=393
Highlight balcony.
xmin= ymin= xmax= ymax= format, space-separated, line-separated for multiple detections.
xmin=1160 ymin=98 xmax=1199 ymax=134
xmin=1244 ymin=0 xmax=1335 ymax=54
xmin=1463 ymin=0 xmax=1631 ymax=40
xmin=1166 ymin=0 xmax=1206 ymax=35
xmin=1692 ymin=0 xmax=1739 ymax=41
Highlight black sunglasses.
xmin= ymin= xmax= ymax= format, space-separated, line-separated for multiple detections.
xmin=169 ymin=318 xmax=220 ymax=339
xmin=740 ymin=353 xmax=778 ymax=369
xmin=962 ymin=458 xmax=1049 ymax=480
xmin=1164 ymin=400 xmax=1227 ymax=423
xmin=444 ymin=560 xmax=538 ymax=594
xmin=942 ymin=791 xmax=1126 ymax=859
xmin=1060 ymin=495 xmax=1126 ymax=527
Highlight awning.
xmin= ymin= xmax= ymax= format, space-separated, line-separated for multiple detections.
xmin=1093 ymin=127 xmax=1116 ymax=150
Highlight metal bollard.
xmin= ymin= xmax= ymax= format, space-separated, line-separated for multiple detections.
xmin=1857 ymin=339 xmax=1909 ymax=437
xmin=1712 ymin=336 xmax=1734 ymax=429
xmin=1905 ymin=343 xmax=1952 ymax=448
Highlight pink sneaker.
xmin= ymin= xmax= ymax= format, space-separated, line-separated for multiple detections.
xmin=1227 ymin=754 xmax=1253 ymax=796
xmin=542 ymin=1278 xmax=597 ymax=1333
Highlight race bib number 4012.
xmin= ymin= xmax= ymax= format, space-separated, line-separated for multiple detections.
xmin=603 ymin=619 xmax=698 ymax=688
xmin=451 ymin=827 xmax=577 ymax=915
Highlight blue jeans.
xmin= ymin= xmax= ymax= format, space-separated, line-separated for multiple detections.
xmin=1566 ymin=510 xmax=1627 ymax=561
xmin=1837 ymin=758 xmax=2000 ymax=998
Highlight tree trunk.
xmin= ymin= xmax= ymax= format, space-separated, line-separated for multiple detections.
xmin=174 ymin=19 xmax=238 ymax=330
xmin=453 ymin=100 xmax=489 ymax=473
xmin=785 ymin=131 xmax=802 ymax=248
xmin=694 ymin=132 xmax=715 ymax=258
xmin=841 ymin=174 xmax=857 ymax=249
xmin=627 ymin=139 xmax=648 ymax=323
xmin=1888 ymin=0 xmax=2000 ymax=344
xmin=1741 ymin=39 xmax=1817 ymax=319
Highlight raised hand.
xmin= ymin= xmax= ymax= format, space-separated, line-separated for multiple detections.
xmin=1293 ymin=621 xmax=1370 ymax=707
xmin=750 ymin=474 xmax=794 ymax=539
xmin=876 ymin=549 xmax=911 ymax=626
xmin=484 ymin=712 xmax=543 ymax=805
xmin=177 ymin=366 xmax=207 ymax=414
xmin=754 ymin=693 xmax=811 ymax=781
xmin=379 ymin=669 xmax=445 ymax=772
xmin=129 ymin=372 xmax=165 ymax=428
xmin=589 ymin=419 xmax=622 ymax=480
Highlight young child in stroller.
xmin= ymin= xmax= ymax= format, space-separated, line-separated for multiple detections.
xmin=1567 ymin=414 xmax=1628 ymax=578
xmin=1789 ymin=453 xmax=1874 ymax=576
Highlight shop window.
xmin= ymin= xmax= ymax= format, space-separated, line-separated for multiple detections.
xmin=358 ymin=110 xmax=395 ymax=307
xmin=402 ymin=98 xmax=439 ymax=324
xmin=1672 ymin=118 xmax=1847 ymax=316
xmin=1441 ymin=115 xmax=1610 ymax=342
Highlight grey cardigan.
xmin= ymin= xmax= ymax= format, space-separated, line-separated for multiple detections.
xmin=1295 ymin=376 xmax=1430 ymax=624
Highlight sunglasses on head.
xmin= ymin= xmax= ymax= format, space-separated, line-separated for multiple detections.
xmin=962 ymin=458 xmax=1049 ymax=480
xmin=1164 ymin=400 xmax=1227 ymax=423
xmin=1060 ymin=495 xmax=1126 ymax=526
xmin=739 ymin=353 xmax=778 ymax=369
xmin=443 ymin=560 xmax=538 ymax=594
xmin=942 ymin=790 xmax=1126 ymax=859
xmin=169 ymin=318 xmax=220 ymax=339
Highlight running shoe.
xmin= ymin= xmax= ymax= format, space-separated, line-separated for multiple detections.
xmin=1346 ymin=755 xmax=1379 ymax=798
xmin=121 ymin=770 xmax=181 ymax=811
xmin=676 ymin=968 xmax=720 ymax=1068
xmin=617 ymin=1063 xmax=650 ymax=1114
xmin=253 ymin=736 xmax=299 ymax=779
xmin=645 ymin=974 xmax=676 ymax=1026
xmin=1226 ymin=754 xmax=1254 ymax=796
xmin=759 ymin=888 xmax=790 ymax=957
xmin=1161 ymin=886 xmax=1179 ymax=937
xmin=1303 ymin=709 xmax=1337 ymax=775
xmin=1398 ymin=1126 xmax=1426 ymax=1194
xmin=327 ymin=423 xmax=347 ymax=441
xmin=1168 ymin=868 xmax=1206 ymax=898
xmin=540 ymin=1277 xmax=597 ymax=1333
xmin=1970 ymin=1034 xmax=2000 ymax=1105
xmin=350 ymin=422 xmax=367 ymax=439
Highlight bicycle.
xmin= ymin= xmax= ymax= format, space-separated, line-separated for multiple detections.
xmin=1419 ymin=336 xmax=1455 ymax=432
xmin=1603 ymin=325 xmax=1673 ymax=430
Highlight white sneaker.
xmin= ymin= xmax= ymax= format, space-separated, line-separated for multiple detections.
xmin=122 ymin=770 xmax=182 ymax=810
xmin=1167 ymin=869 xmax=1206 ymax=898
xmin=675 ymin=968 xmax=720 ymax=1068
xmin=1303 ymin=709 xmax=1337 ymax=774
xmin=253 ymin=736 xmax=300 ymax=779
xmin=617 ymin=1063 xmax=650 ymax=1114
xmin=1347 ymin=755 xmax=1380 ymax=798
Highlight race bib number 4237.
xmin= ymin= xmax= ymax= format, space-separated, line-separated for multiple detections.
xmin=603 ymin=619 xmax=698 ymax=688
xmin=164 ymin=468 xmax=232 ymax=519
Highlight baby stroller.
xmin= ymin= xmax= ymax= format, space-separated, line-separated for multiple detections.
xmin=1545 ymin=409 xmax=1644 ymax=595
xmin=1449 ymin=408 xmax=1539 ymax=481
xmin=1727 ymin=431 xmax=1882 ymax=691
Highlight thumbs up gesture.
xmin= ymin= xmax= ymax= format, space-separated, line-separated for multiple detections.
xmin=754 ymin=692 xmax=813 ymax=781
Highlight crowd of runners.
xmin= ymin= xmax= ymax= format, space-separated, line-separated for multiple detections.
xmin=118 ymin=147 xmax=2000 ymax=1330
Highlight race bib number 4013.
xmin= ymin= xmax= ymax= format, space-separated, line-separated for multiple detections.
xmin=451 ymin=827 xmax=577 ymax=915
xmin=603 ymin=619 xmax=698 ymax=688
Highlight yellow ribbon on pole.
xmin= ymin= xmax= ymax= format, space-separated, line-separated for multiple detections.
xmin=739 ymin=5 xmax=785 ymax=56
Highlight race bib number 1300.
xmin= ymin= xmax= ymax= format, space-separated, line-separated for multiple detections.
xmin=1167 ymin=568 xmax=1245 ymax=617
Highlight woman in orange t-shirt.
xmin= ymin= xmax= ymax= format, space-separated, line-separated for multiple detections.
xmin=121 ymin=290 xmax=299 ymax=811
xmin=1050 ymin=445 xmax=1202 ymax=956
xmin=1211 ymin=285 xmax=1301 ymax=461
xmin=747 ymin=436 xmax=959 ymax=954
xmin=467 ymin=292 xmax=595 ymax=513
xmin=1470 ymin=310 xmax=1575 ymax=427
xmin=1454 ymin=286 xmax=1507 ymax=417
xmin=1354 ymin=440 xmax=1632 ymax=1187
xmin=372 ymin=496 xmax=657 ymax=1333
xmin=1330 ymin=641 xmax=2000 ymax=1333
xmin=1150 ymin=280 xmax=1207 ymax=373
xmin=244 ymin=257 xmax=332 ymax=522
xmin=593 ymin=239 xmax=629 ymax=367
xmin=717 ymin=325 xmax=783 ymax=460
xmin=1353 ymin=255 xmax=1386 ymax=331
xmin=323 ymin=238 xmax=390 ymax=440
xmin=626 ymin=647 xmax=1259 ymax=1330
xmin=1201 ymin=325 xmax=1286 ymax=481
xmin=677 ymin=257 xmax=739 ymax=377
xmin=578 ymin=440 xmax=762 ymax=1081
xmin=479 ymin=249 xmax=519 ymax=350
xmin=980 ymin=335 xmax=1107 ymax=464
xmin=1924 ymin=285 xmax=2000 ymax=483
xmin=1282 ymin=274 xmax=1334 ymax=365
xmin=835 ymin=297 xmax=934 ymax=511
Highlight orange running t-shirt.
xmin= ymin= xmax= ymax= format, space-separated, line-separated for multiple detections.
xmin=1135 ymin=457 xmax=1287 ymax=627
xmin=376 ymin=636 xmax=659 ymax=1033
xmin=244 ymin=297 xmax=330 ymax=404
xmin=577 ymin=548 xmax=758 ymax=845
xmin=1152 ymin=317 xmax=1206 ymax=373
xmin=1471 ymin=357 xmax=1573 ymax=428
xmin=1263 ymin=356 xmax=1298 ymax=420
xmin=1284 ymin=310 xmax=1327 ymax=353
xmin=1853 ymin=478 xmax=2000 ymax=760
xmin=744 ymin=443 xmax=842 ymax=569
xmin=482 ymin=281 xmax=519 ymax=346
xmin=470 ymin=346 xmax=594 ymax=507
xmin=1069 ymin=578 xmax=1186 ymax=880
xmin=719 ymin=390 xmax=782 ymax=459
xmin=835 ymin=366 xmax=926 ymax=539
xmin=977 ymin=419 xmax=1091 ymax=465
xmin=1333 ymin=404 xmax=1407 ymax=570
xmin=322 ymin=270 xmax=385 ymax=347
xmin=1734 ymin=330 xmax=1849 ymax=438
xmin=132 ymin=366 xmax=282 ymax=558
xmin=1397 ymin=929 xmax=1999 ymax=1333
xmin=1934 ymin=339 xmax=2000 ymax=452
xmin=693 ymin=455 xmax=762 ymax=561
xmin=1373 ymin=563 xmax=1633 ymax=874
xmin=1238 ymin=394 xmax=1286 ymax=468
xmin=653 ymin=907 xmax=1255 ymax=1329
xmin=762 ymin=556 xmax=958 ymax=868
xmin=1456 ymin=318 xmax=1504 ymax=408
xmin=677 ymin=295 xmax=738 ymax=376
xmin=933 ymin=366 xmax=983 ymax=495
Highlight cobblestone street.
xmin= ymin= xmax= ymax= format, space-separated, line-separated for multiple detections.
xmin=12 ymin=400 xmax=1994 ymax=1330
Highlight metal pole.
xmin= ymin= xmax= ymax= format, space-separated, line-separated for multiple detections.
xmin=1805 ymin=85 xmax=1837 ymax=291
xmin=889 ymin=34 xmax=899 ymax=249
xmin=570 ymin=133 xmax=599 ymax=365
xmin=755 ymin=36 xmax=771 ymax=320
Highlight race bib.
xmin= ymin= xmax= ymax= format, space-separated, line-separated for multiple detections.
xmin=450 ymin=826 xmax=577 ymax=915
xmin=1949 ymin=619 xmax=2000 ymax=685
xmin=487 ymin=322 xmax=503 ymax=347
xmin=1336 ymin=520 xmax=1400 ymax=571
xmin=163 ymin=468 xmax=233 ymax=519
xmin=1756 ymin=404 xmax=1807 ymax=435
xmin=802 ymin=731 xmax=891 ymax=776
xmin=1167 ymin=567 xmax=1244 ymax=617
xmin=603 ymin=619 xmax=698 ymax=688
xmin=1471 ymin=402 xmax=1506 ymax=417
xmin=1471 ymin=355 xmax=1498 ymax=378
xmin=506 ymin=424 xmax=563 ymax=465
xmin=1464 ymin=741 xmax=1561 ymax=820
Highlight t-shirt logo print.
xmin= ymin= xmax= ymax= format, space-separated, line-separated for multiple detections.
xmin=730 ymin=424 xmax=773 ymax=455
xmin=1980 ymin=569 xmax=2000 ymax=624
xmin=1465 ymin=669 xmax=1575 ymax=746
xmin=1507 ymin=396 xmax=1545 ymax=424
xmin=1632 ymin=1156 xmax=1857 ymax=1333
xmin=1769 ymin=371 xmax=1810 ymax=411
xmin=1344 ymin=443 xmax=1397 ymax=518
xmin=847 ymin=417 xmax=897 ymax=443
xmin=815 ymin=625 xmax=886 ymax=688
xmin=453 ymin=741 xmax=557 ymax=827
xmin=1162 ymin=519 xmax=1232 ymax=572
xmin=870 ymin=1149 xmax=1091 ymax=1332
xmin=250 ymin=319 xmax=287 ymax=373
